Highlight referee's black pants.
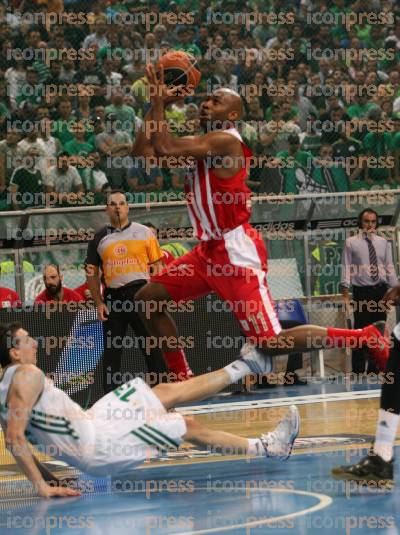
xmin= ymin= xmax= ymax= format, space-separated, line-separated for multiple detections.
xmin=101 ymin=281 xmax=167 ymax=394
xmin=352 ymin=283 xmax=388 ymax=374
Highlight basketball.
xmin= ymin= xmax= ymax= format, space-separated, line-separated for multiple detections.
xmin=157 ymin=50 xmax=201 ymax=92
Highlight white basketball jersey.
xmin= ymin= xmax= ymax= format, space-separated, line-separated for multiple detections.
xmin=0 ymin=365 xmax=96 ymax=472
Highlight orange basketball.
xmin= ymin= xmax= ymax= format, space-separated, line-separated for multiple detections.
xmin=157 ymin=51 xmax=201 ymax=92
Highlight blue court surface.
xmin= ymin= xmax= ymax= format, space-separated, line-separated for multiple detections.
xmin=1 ymin=445 xmax=399 ymax=535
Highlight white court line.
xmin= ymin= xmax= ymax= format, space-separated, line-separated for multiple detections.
xmin=177 ymin=487 xmax=332 ymax=534
xmin=0 ymin=487 xmax=332 ymax=530
xmin=176 ymin=389 xmax=381 ymax=415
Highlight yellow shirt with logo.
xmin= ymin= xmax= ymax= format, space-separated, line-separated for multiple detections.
xmin=86 ymin=222 xmax=162 ymax=288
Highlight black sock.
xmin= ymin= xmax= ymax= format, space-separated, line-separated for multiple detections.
xmin=381 ymin=334 xmax=400 ymax=415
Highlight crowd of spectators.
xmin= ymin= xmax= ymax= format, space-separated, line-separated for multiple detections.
xmin=0 ymin=0 xmax=399 ymax=210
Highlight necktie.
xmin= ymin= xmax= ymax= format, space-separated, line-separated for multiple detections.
xmin=365 ymin=236 xmax=379 ymax=282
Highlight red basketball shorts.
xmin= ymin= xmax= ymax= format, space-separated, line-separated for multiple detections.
xmin=151 ymin=223 xmax=282 ymax=341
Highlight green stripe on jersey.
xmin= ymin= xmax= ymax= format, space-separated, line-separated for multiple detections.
xmin=31 ymin=416 xmax=69 ymax=428
xmin=138 ymin=426 xmax=172 ymax=450
xmin=30 ymin=409 xmax=78 ymax=438
xmin=31 ymin=409 xmax=66 ymax=421
xmin=131 ymin=424 xmax=179 ymax=451
xmin=30 ymin=421 xmax=78 ymax=439
xmin=143 ymin=424 xmax=179 ymax=449
xmin=131 ymin=428 xmax=167 ymax=452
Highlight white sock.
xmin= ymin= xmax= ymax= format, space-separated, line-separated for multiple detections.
xmin=373 ymin=409 xmax=399 ymax=462
xmin=224 ymin=359 xmax=251 ymax=383
xmin=247 ymin=438 xmax=263 ymax=456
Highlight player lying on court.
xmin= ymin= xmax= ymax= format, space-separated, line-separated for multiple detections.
xmin=133 ymin=65 xmax=390 ymax=380
xmin=332 ymin=284 xmax=400 ymax=488
xmin=0 ymin=322 xmax=299 ymax=499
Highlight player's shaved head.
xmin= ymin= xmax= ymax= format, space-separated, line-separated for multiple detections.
xmin=213 ymin=88 xmax=244 ymax=119
xmin=200 ymin=88 xmax=244 ymax=129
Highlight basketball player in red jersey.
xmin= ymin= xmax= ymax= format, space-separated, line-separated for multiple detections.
xmin=133 ymin=65 xmax=389 ymax=380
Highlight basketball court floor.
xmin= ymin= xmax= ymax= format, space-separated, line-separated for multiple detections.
xmin=1 ymin=381 xmax=399 ymax=534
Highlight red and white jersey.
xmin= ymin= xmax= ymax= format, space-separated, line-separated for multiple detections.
xmin=184 ymin=128 xmax=253 ymax=241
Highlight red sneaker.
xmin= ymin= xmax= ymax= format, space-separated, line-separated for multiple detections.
xmin=361 ymin=322 xmax=389 ymax=371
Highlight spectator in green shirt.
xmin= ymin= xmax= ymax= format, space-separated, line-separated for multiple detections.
xmin=64 ymin=121 xmax=94 ymax=175
xmin=174 ymin=27 xmax=202 ymax=57
xmin=346 ymin=93 xmax=377 ymax=119
xmin=354 ymin=23 xmax=371 ymax=43
xmin=52 ymin=98 xmax=77 ymax=146
xmin=32 ymin=42 xmax=51 ymax=83
xmin=357 ymin=108 xmax=394 ymax=188
xmin=276 ymin=134 xmax=313 ymax=171
xmin=105 ymin=88 xmax=136 ymax=139
xmin=64 ymin=122 xmax=94 ymax=155
xmin=97 ymin=30 xmax=125 ymax=65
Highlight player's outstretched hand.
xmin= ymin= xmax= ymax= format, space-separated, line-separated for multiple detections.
xmin=38 ymin=482 xmax=81 ymax=499
xmin=382 ymin=285 xmax=400 ymax=308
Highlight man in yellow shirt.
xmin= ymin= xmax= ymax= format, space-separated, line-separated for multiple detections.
xmin=85 ymin=190 xmax=167 ymax=393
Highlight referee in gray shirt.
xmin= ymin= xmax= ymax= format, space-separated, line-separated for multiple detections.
xmin=341 ymin=208 xmax=398 ymax=373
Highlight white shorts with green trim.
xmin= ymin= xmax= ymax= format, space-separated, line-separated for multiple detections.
xmin=84 ymin=378 xmax=187 ymax=476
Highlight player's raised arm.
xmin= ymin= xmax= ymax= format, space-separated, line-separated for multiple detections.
xmin=5 ymin=365 xmax=80 ymax=498
xmin=131 ymin=71 xmax=198 ymax=160
xmin=146 ymin=64 xmax=242 ymax=160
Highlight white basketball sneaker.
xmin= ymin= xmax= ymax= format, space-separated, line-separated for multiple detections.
xmin=261 ymin=405 xmax=300 ymax=461
xmin=239 ymin=343 xmax=273 ymax=375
